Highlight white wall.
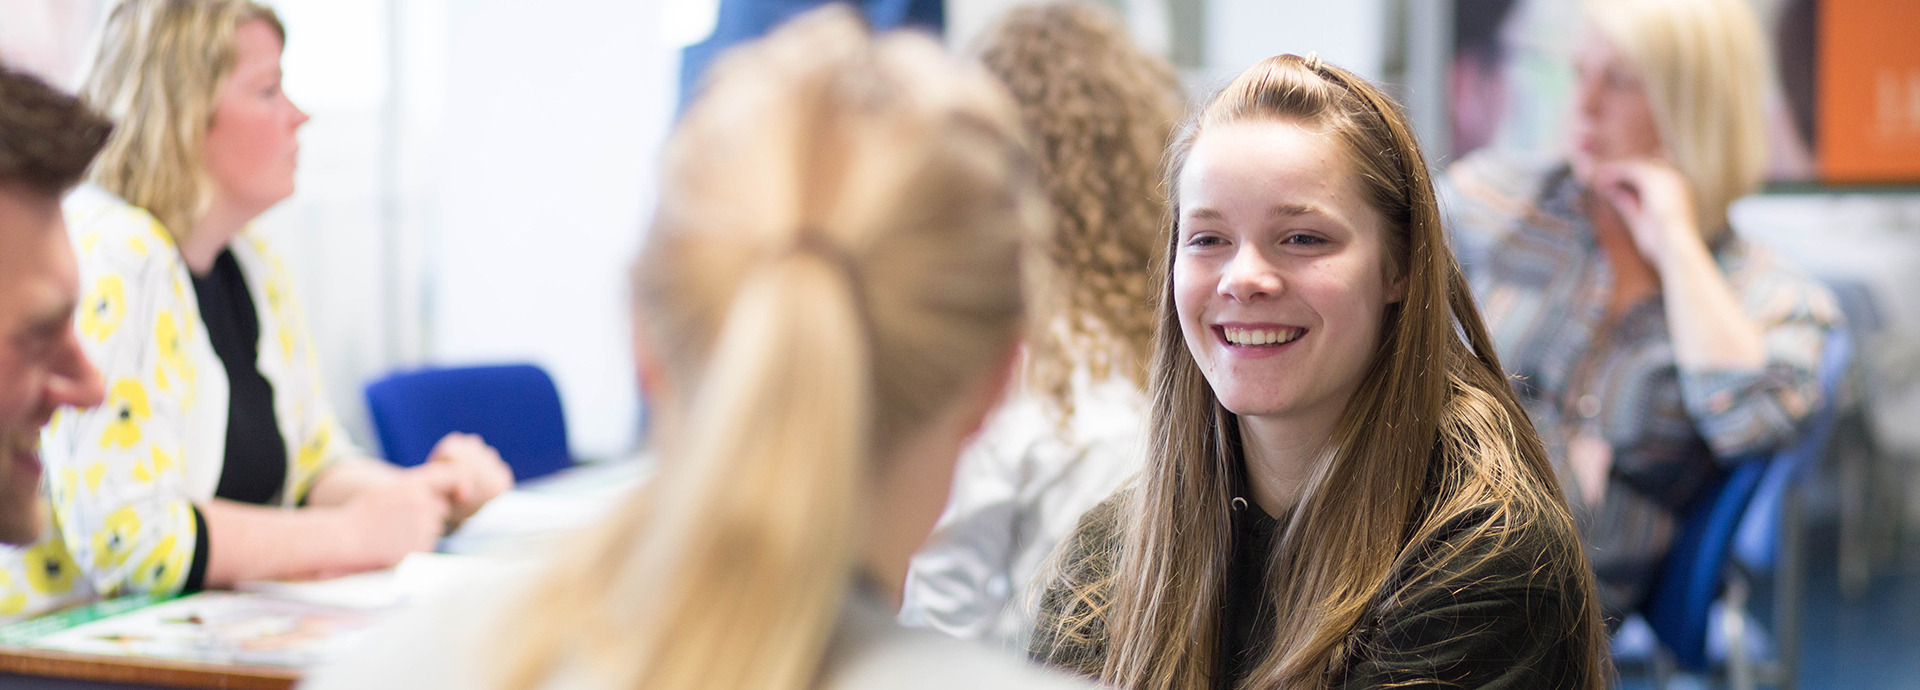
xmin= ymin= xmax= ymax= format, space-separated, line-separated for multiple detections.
xmin=424 ymin=0 xmax=673 ymax=460
xmin=1204 ymin=0 xmax=1388 ymax=84
xmin=255 ymin=0 xmax=674 ymax=461
xmin=253 ymin=0 xmax=393 ymax=455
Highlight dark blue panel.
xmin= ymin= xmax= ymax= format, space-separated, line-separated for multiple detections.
xmin=678 ymin=0 xmax=946 ymax=108
xmin=363 ymin=364 xmax=572 ymax=482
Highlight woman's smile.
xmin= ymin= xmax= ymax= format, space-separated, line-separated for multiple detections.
xmin=1214 ymin=322 xmax=1308 ymax=359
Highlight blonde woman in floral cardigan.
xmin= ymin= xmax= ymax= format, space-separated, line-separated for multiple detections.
xmin=0 ymin=0 xmax=511 ymax=620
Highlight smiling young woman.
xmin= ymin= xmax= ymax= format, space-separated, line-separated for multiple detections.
xmin=1028 ymin=55 xmax=1610 ymax=690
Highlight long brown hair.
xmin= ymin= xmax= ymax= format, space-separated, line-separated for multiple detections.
xmin=974 ymin=2 xmax=1184 ymax=418
xmin=489 ymin=8 xmax=1044 ymax=690
xmin=1042 ymin=55 xmax=1608 ymax=690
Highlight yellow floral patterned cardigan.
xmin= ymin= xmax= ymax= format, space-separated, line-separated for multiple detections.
xmin=0 ymin=186 xmax=350 ymax=620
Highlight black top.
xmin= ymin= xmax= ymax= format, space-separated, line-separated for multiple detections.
xmin=193 ymin=249 xmax=290 ymax=504
xmin=181 ymin=248 xmax=289 ymax=591
xmin=1031 ymin=489 xmax=1598 ymax=690
xmin=1219 ymin=490 xmax=1284 ymax=685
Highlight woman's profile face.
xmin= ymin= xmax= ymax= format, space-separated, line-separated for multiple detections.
xmin=204 ymin=19 xmax=308 ymax=215
xmin=1173 ymin=121 xmax=1402 ymax=422
xmin=1569 ymin=26 xmax=1661 ymax=185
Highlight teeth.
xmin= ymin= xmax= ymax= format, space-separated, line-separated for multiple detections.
xmin=1224 ymin=327 xmax=1303 ymax=346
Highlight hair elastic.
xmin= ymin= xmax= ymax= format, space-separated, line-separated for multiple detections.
xmin=787 ymin=229 xmax=877 ymax=340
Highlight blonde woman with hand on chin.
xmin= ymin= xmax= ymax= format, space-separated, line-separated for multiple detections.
xmin=1029 ymin=54 xmax=1611 ymax=690
xmin=304 ymin=7 xmax=1092 ymax=690
xmin=1440 ymin=0 xmax=1841 ymax=625
xmin=4 ymin=0 xmax=513 ymax=621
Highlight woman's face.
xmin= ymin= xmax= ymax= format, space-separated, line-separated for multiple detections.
xmin=1569 ymin=27 xmax=1662 ymax=185
xmin=204 ymin=19 xmax=307 ymax=215
xmin=1174 ymin=121 xmax=1402 ymax=423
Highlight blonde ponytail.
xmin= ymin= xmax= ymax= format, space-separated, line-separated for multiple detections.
xmin=490 ymin=7 xmax=1043 ymax=690
xmin=608 ymin=253 xmax=871 ymax=689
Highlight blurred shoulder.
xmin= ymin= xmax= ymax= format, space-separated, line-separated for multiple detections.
xmin=1400 ymin=497 xmax=1588 ymax=600
xmin=1059 ymin=487 xmax=1128 ymax=565
xmin=62 ymin=184 xmax=181 ymax=280
xmin=1718 ymin=236 xmax=1844 ymax=328
xmin=1439 ymin=150 xmax=1565 ymax=239
xmin=1443 ymin=150 xmax=1562 ymax=205
xmin=229 ymin=229 xmax=290 ymax=273
xmin=1026 ymin=488 xmax=1127 ymax=676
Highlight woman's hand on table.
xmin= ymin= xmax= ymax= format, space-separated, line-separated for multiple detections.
xmin=417 ymin=432 xmax=515 ymax=528
xmin=339 ymin=472 xmax=451 ymax=569
xmin=1590 ymin=158 xmax=1701 ymax=270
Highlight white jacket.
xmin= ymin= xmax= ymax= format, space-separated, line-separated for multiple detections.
xmin=898 ymin=375 xmax=1146 ymax=651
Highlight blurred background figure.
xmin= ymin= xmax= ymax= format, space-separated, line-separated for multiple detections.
xmin=898 ymin=0 xmax=1182 ymax=651
xmin=1441 ymin=0 xmax=1839 ymax=627
xmin=0 ymin=64 xmax=109 ymax=550
xmin=0 ymin=0 xmax=513 ymax=622
xmin=305 ymin=8 xmax=1094 ymax=689
xmin=1449 ymin=0 xmax=1517 ymax=160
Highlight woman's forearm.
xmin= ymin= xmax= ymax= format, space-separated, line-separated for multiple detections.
xmin=1657 ymin=233 xmax=1766 ymax=371
xmin=201 ymin=459 xmax=453 ymax=588
xmin=303 ymin=456 xmax=405 ymax=508
xmin=199 ymin=499 xmax=366 ymax=588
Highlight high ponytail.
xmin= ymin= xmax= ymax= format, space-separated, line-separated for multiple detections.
xmin=489 ymin=7 xmax=1043 ymax=690
xmin=615 ymin=253 xmax=872 ymax=689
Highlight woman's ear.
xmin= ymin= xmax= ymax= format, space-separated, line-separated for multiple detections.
xmin=959 ymin=340 xmax=1025 ymax=442
xmin=1386 ymin=267 xmax=1409 ymax=304
xmin=632 ymin=319 xmax=670 ymax=408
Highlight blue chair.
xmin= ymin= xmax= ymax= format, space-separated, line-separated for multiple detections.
xmin=364 ymin=364 xmax=574 ymax=482
xmin=1635 ymin=327 xmax=1853 ymax=686
xmin=1640 ymin=453 xmax=1769 ymax=672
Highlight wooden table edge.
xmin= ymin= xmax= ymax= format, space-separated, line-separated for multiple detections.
xmin=0 ymin=645 xmax=299 ymax=690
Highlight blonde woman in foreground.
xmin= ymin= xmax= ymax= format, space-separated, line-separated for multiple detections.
xmin=1028 ymin=55 xmax=1611 ymax=689
xmin=901 ymin=0 xmax=1184 ymax=650
xmin=305 ymin=8 xmax=1091 ymax=690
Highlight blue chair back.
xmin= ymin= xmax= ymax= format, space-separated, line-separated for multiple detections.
xmin=1733 ymin=328 xmax=1853 ymax=571
xmin=364 ymin=364 xmax=573 ymax=482
xmin=1642 ymin=453 xmax=1768 ymax=670
xmin=1640 ymin=327 xmax=1853 ymax=670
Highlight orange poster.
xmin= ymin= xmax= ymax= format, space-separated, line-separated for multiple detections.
xmin=1820 ymin=0 xmax=1920 ymax=183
